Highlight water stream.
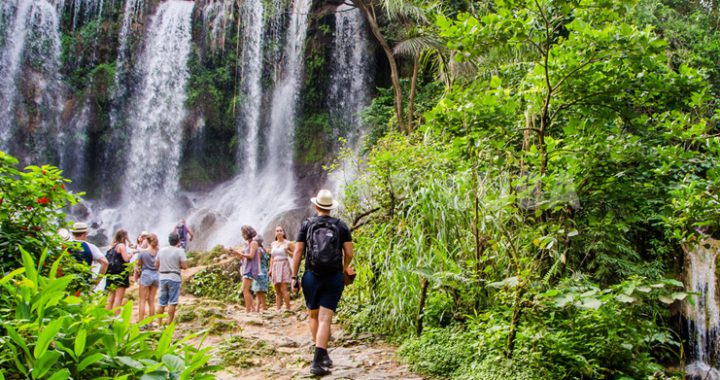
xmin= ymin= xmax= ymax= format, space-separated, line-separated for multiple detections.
xmin=685 ymin=239 xmax=720 ymax=380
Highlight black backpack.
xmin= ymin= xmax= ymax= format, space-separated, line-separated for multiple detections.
xmin=106 ymin=245 xmax=126 ymax=275
xmin=69 ymin=241 xmax=93 ymax=266
xmin=305 ymin=217 xmax=343 ymax=275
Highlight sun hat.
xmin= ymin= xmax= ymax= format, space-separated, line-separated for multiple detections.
xmin=140 ymin=230 xmax=150 ymax=237
xmin=310 ymin=189 xmax=339 ymax=210
xmin=70 ymin=222 xmax=89 ymax=234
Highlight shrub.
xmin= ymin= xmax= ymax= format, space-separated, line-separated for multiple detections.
xmin=0 ymin=152 xmax=79 ymax=273
xmin=0 ymin=249 xmax=219 ymax=379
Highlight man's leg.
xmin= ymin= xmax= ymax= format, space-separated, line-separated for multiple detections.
xmin=167 ymin=305 xmax=177 ymax=324
xmin=158 ymin=306 xmax=166 ymax=325
xmin=309 ymin=309 xmax=319 ymax=341
xmin=315 ymin=307 xmax=334 ymax=349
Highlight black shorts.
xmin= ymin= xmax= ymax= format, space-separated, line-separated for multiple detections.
xmin=301 ymin=271 xmax=345 ymax=312
xmin=107 ymin=273 xmax=130 ymax=289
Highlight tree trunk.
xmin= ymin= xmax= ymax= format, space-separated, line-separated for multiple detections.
xmin=407 ymin=53 xmax=420 ymax=132
xmin=352 ymin=0 xmax=406 ymax=133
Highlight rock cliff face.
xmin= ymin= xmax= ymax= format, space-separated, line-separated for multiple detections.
xmin=0 ymin=0 xmax=379 ymax=247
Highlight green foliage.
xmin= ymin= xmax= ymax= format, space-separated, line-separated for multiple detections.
xmin=186 ymin=265 xmax=243 ymax=303
xmin=0 ymin=249 xmax=219 ymax=379
xmin=0 ymin=153 xmax=79 ymax=272
xmin=341 ymin=0 xmax=718 ymax=378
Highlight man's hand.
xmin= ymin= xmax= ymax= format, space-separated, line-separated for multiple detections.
xmin=291 ymin=276 xmax=300 ymax=293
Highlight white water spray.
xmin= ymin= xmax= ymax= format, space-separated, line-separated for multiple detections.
xmin=118 ymin=0 xmax=194 ymax=233
xmin=237 ymin=0 xmax=264 ymax=175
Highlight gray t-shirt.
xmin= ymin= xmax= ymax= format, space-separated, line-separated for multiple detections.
xmin=138 ymin=250 xmax=158 ymax=272
xmin=157 ymin=246 xmax=187 ymax=282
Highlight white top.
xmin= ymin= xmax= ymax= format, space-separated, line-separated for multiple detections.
xmin=157 ymin=246 xmax=187 ymax=282
xmin=270 ymin=241 xmax=290 ymax=260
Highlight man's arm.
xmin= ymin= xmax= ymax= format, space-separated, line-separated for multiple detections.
xmin=291 ymin=242 xmax=304 ymax=277
xmin=342 ymin=242 xmax=354 ymax=270
xmin=156 ymin=256 xmax=161 ymax=270
xmin=98 ymin=257 xmax=108 ymax=275
xmin=180 ymin=260 xmax=188 ymax=270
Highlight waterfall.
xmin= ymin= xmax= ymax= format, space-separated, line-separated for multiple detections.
xmin=71 ymin=0 xmax=106 ymax=30
xmin=189 ymin=0 xmax=313 ymax=247
xmin=329 ymin=4 xmax=372 ymax=135
xmin=119 ymin=0 xmax=194 ymax=232
xmin=0 ymin=0 xmax=65 ymax=163
xmin=685 ymin=239 xmax=720 ymax=379
xmin=237 ymin=0 xmax=264 ymax=175
xmin=327 ymin=3 xmax=373 ymax=194
xmin=202 ymin=0 xmax=234 ymax=54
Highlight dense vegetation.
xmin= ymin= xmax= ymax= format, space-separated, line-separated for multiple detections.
xmin=0 ymin=153 xmax=218 ymax=379
xmin=339 ymin=0 xmax=719 ymax=378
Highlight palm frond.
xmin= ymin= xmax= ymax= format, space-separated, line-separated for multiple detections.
xmin=393 ymin=35 xmax=445 ymax=57
xmin=382 ymin=0 xmax=429 ymax=23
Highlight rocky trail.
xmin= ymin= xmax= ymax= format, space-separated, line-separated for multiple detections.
xmin=126 ymin=263 xmax=422 ymax=379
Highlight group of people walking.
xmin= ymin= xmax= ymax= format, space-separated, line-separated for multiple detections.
xmin=65 ymin=189 xmax=354 ymax=376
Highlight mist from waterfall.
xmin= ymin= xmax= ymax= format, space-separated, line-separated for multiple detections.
xmin=117 ymin=0 xmax=194 ymax=233
xmin=189 ymin=0 xmax=314 ymax=247
xmin=685 ymin=239 xmax=720 ymax=379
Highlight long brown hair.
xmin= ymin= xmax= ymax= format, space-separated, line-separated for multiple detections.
xmin=241 ymin=225 xmax=257 ymax=241
xmin=146 ymin=233 xmax=159 ymax=251
xmin=112 ymin=229 xmax=129 ymax=246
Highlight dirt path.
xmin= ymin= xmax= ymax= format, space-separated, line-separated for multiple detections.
xmin=127 ymin=263 xmax=422 ymax=379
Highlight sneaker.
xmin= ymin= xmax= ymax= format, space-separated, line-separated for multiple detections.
xmin=309 ymin=362 xmax=331 ymax=376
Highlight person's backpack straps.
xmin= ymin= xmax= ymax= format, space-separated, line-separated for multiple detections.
xmin=305 ymin=216 xmax=343 ymax=275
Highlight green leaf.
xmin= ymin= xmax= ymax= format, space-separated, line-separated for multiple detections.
xmin=156 ymin=323 xmax=176 ymax=358
xmin=78 ymin=353 xmax=105 ymax=371
xmin=162 ymin=354 xmax=185 ymax=373
xmin=116 ymin=356 xmax=144 ymax=370
xmin=46 ymin=369 xmax=71 ymax=380
xmin=75 ymin=328 xmax=87 ymax=357
xmin=0 ymin=267 xmax=26 ymax=286
xmin=34 ymin=318 xmax=64 ymax=359
xmin=580 ymin=298 xmax=602 ymax=309
xmin=140 ymin=372 xmax=169 ymax=380
xmin=5 ymin=324 xmax=30 ymax=358
xmin=615 ymin=294 xmax=636 ymax=303
xmin=20 ymin=247 xmax=38 ymax=284
xmin=33 ymin=351 xmax=62 ymax=378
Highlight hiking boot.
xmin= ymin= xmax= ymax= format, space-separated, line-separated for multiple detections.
xmin=320 ymin=351 xmax=333 ymax=368
xmin=309 ymin=362 xmax=331 ymax=376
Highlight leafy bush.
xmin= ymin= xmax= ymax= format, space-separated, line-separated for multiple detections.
xmin=186 ymin=265 xmax=243 ymax=303
xmin=0 ymin=249 xmax=218 ymax=379
xmin=0 ymin=152 xmax=79 ymax=273
xmin=398 ymin=327 xmax=475 ymax=377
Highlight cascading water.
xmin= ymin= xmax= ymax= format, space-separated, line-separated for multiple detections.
xmin=237 ymin=0 xmax=264 ymax=175
xmin=685 ymin=239 xmax=720 ymax=380
xmin=202 ymin=0 xmax=234 ymax=54
xmin=189 ymin=0 xmax=313 ymax=247
xmin=116 ymin=0 xmax=194 ymax=233
xmin=71 ymin=0 xmax=106 ymax=30
xmin=0 ymin=0 xmax=66 ymax=164
xmin=327 ymin=3 xmax=373 ymax=194
xmin=329 ymin=4 xmax=372 ymax=135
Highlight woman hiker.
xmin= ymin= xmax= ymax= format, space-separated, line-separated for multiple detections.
xmin=136 ymin=233 xmax=160 ymax=324
xmin=269 ymin=225 xmax=294 ymax=310
xmin=106 ymin=229 xmax=133 ymax=315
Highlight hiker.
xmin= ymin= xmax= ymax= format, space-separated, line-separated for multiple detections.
xmin=291 ymin=189 xmax=354 ymax=376
xmin=269 ymin=225 xmax=294 ymax=310
xmin=68 ymin=222 xmax=109 ymax=292
xmin=252 ymin=235 xmax=270 ymax=312
xmin=156 ymin=232 xmax=187 ymax=325
xmin=233 ymin=225 xmax=262 ymax=312
xmin=173 ymin=219 xmax=194 ymax=249
xmin=136 ymin=233 xmax=160 ymax=323
xmin=106 ymin=229 xmax=132 ymax=314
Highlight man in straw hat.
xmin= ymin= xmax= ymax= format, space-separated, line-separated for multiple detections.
xmin=69 ymin=222 xmax=109 ymax=289
xmin=291 ymin=189 xmax=354 ymax=376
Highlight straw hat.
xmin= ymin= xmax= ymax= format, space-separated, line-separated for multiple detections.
xmin=310 ymin=189 xmax=339 ymax=210
xmin=140 ymin=231 xmax=150 ymax=237
xmin=69 ymin=222 xmax=89 ymax=234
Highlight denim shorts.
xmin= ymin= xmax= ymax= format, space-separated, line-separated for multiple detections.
xmin=159 ymin=279 xmax=181 ymax=306
xmin=139 ymin=270 xmax=159 ymax=287
xmin=301 ymin=271 xmax=344 ymax=312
